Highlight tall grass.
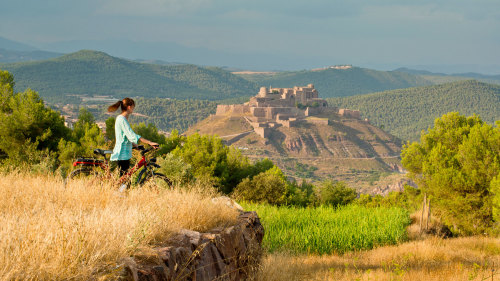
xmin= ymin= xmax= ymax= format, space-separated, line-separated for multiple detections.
xmin=257 ymin=236 xmax=500 ymax=281
xmin=0 ymin=171 xmax=239 ymax=280
xmin=242 ymin=203 xmax=411 ymax=254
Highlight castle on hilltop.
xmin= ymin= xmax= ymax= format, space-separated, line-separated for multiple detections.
xmin=216 ymin=84 xmax=362 ymax=138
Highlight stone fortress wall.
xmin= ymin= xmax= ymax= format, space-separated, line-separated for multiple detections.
xmin=216 ymin=84 xmax=362 ymax=138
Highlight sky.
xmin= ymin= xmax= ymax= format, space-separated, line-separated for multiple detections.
xmin=1 ymin=0 xmax=500 ymax=73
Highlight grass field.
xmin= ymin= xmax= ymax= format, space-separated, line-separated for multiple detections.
xmin=256 ymin=236 xmax=500 ymax=281
xmin=242 ymin=203 xmax=411 ymax=254
xmin=0 ymin=171 xmax=239 ymax=280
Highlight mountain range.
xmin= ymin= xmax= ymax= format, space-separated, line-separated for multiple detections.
xmin=329 ymin=80 xmax=500 ymax=142
xmin=0 ymin=50 xmax=258 ymax=102
xmin=0 ymin=49 xmax=457 ymax=103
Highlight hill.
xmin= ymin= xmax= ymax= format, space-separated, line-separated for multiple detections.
xmin=0 ymin=50 xmax=258 ymax=102
xmin=328 ymin=80 xmax=500 ymax=142
xmin=234 ymin=66 xmax=432 ymax=98
xmin=187 ymin=105 xmax=404 ymax=192
xmin=0 ymin=36 xmax=37 ymax=52
xmin=395 ymin=67 xmax=500 ymax=85
xmin=0 ymin=36 xmax=63 ymax=63
xmin=0 ymin=48 xmax=62 ymax=63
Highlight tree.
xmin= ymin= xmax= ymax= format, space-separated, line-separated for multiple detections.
xmin=105 ymin=117 xmax=115 ymax=143
xmin=0 ymin=70 xmax=14 ymax=113
xmin=58 ymin=108 xmax=106 ymax=165
xmin=317 ymin=180 xmax=357 ymax=207
xmin=233 ymin=166 xmax=290 ymax=205
xmin=0 ymin=85 xmax=70 ymax=164
xmin=402 ymin=112 xmax=500 ymax=235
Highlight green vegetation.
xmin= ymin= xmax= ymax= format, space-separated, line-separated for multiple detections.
xmin=237 ymin=67 xmax=432 ymax=98
xmin=329 ymin=80 xmax=500 ymax=141
xmin=126 ymin=98 xmax=217 ymax=132
xmin=317 ymin=181 xmax=357 ymax=207
xmin=241 ymin=202 xmax=411 ymax=254
xmin=402 ymin=112 xmax=500 ymax=235
xmin=0 ymin=50 xmax=258 ymax=102
xmin=293 ymin=162 xmax=317 ymax=179
xmin=0 ymin=70 xmax=70 ymax=168
xmin=0 ymin=70 xmax=278 ymax=194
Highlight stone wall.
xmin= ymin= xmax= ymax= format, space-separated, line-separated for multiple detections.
xmin=216 ymin=105 xmax=250 ymax=116
xmin=339 ymin=109 xmax=361 ymax=119
xmin=254 ymin=127 xmax=271 ymax=138
xmin=123 ymin=211 xmax=264 ymax=281
xmin=305 ymin=118 xmax=329 ymax=125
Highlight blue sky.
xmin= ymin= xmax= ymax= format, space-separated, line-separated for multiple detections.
xmin=1 ymin=0 xmax=499 ymax=72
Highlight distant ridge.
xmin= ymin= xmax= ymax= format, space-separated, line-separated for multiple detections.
xmin=0 ymin=36 xmax=62 ymax=63
xmin=0 ymin=48 xmax=63 ymax=63
xmin=329 ymin=80 xmax=500 ymax=141
xmin=394 ymin=67 xmax=500 ymax=85
xmin=235 ymin=66 xmax=433 ymax=98
xmin=0 ymin=50 xmax=258 ymax=101
xmin=0 ymin=36 xmax=37 ymax=52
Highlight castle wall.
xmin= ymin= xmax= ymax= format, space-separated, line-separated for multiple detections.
xmin=339 ymin=109 xmax=361 ymax=119
xmin=254 ymin=127 xmax=270 ymax=138
xmin=305 ymin=118 xmax=329 ymax=125
xmin=216 ymin=105 xmax=250 ymax=115
xmin=250 ymin=107 xmax=267 ymax=117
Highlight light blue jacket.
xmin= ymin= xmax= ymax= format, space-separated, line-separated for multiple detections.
xmin=110 ymin=115 xmax=141 ymax=161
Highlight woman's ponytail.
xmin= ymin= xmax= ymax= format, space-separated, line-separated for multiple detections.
xmin=107 ymin=100 xmax=123 ymax=112
xmin=108 ymin=98 xmax=135 ymax=113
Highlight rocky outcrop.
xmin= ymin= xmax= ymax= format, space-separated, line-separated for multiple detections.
xmin=372 ymin=178 xmax=417 ymax=196
xmin=285 ymin=138 xmax=302 ymax=151
xmin=123 ymin=211 xmax=264 ymax=281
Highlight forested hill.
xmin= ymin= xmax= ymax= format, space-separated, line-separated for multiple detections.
xmin=235 ymin=67 xmax=432 ymax=98
xmin=0 ymin=50 xmax=258 ymax=101
xmin=328 ymin=80 xmax=500 ymax=142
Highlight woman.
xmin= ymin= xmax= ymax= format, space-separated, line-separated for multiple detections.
xmin=108 ymin=98 xmax=159 ymax=177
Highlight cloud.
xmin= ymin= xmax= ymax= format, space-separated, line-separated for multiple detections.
xmin=96 ymin=0 xmax=212 ymax=16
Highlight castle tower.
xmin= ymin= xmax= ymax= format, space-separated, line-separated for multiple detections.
xmin=258 ymin=87 xmax=268 ymax=97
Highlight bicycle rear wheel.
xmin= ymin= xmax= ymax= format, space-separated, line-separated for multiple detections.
xmin=68 ymin=168 xmax=94 ymax=179
xmin=136 ymin=168 xmax=172 ymax=188
xmin=65 ymin=168 xmax=103 ymax=186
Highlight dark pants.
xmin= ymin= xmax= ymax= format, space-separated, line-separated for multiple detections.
xmin=116 ymin=160 xmax=130 ymax=177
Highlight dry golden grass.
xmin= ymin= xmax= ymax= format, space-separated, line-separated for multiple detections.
xmin=0 ymin=171 xmax=239 ymax=280
xmin=257 ymin=236 xmax=500 ymax=281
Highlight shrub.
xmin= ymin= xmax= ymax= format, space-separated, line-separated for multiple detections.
xmin=157 ymin=153 xmax=193 ymax=185
xmin=317 ymin=180 xmax=357 ymax=207
xmin=233 ymin=167 xmax=290 ymax=205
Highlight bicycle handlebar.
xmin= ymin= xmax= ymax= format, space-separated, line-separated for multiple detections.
xmin=133 ymin=145 xmax=158 ymax=156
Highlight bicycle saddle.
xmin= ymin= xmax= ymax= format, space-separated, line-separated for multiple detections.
xmin=93 ymin=148 xmax=113 ymax=156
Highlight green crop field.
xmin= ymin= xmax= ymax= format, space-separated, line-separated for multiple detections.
xmin=241 ymin=203 xmax=411 ymax=254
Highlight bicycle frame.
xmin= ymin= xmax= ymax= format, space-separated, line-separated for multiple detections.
xmin=117 ymin=155 xmax=148 ymax=184
xmin=71 ymin=146 xmax=156 ymax=185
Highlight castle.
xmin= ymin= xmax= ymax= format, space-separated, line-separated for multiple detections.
xmin=216 ymin=84 xmax=362 ymax=138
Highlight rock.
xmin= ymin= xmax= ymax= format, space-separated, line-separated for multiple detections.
xmin=212 ymin=196 xmax=245 ymax=212
xmin=124 ymin=211 xmax=264 ymax=281
xmin=372 ymin=178 xmax=417 ymax=196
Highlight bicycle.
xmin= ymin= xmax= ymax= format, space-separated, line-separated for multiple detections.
xmin=67 ymin=145 xmax=172 ymax=189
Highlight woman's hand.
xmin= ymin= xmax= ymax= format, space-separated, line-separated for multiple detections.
xmin=139 ymin=137 xmax=159 ymax=148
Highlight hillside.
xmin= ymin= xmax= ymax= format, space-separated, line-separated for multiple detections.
xmin=328 ymin=80 xmax=500 ymax=142
xmin=0 ymin=48 xmax=62 ymax=63
xmin=0 ymin=50 xmax=258 ymax=102
xmin=395 ymin=67 xmax=500 ymax=85
xmin=187 ymin=110 xmax=403 ymax=192
xmin=235 ymin=67 xmax=432 ymax=98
